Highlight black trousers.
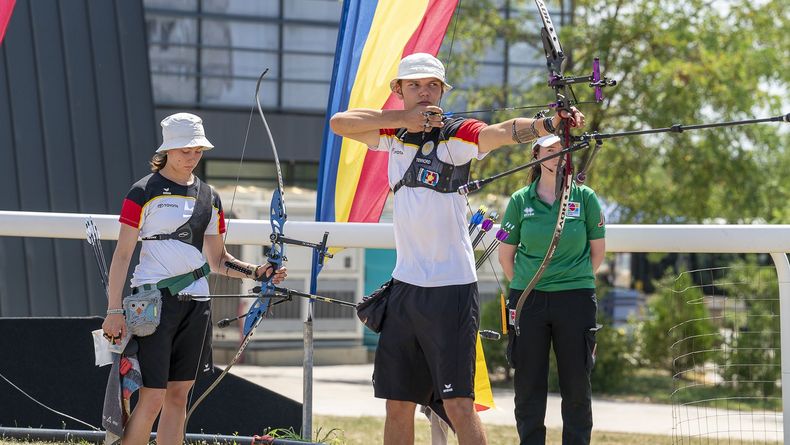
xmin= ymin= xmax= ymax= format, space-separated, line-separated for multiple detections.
xmin=507 ymin=288 xmax=598 ymax=445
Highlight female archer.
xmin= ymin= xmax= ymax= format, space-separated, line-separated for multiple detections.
xmin=101 ymin=113 xmax=286 ymax=445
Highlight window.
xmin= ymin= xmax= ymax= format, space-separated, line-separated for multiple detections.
xmin=204 ymin=159 xmax=319 ymax=189
xmin=144 ymin=0 xmax=341 ymax=111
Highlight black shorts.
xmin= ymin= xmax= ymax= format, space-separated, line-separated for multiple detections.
xmin=134 ymin=292 xmax=213 ymax=389
xmin=373 ymin=280 xmax=479 ymax=404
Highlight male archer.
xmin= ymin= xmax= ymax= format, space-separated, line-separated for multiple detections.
xmin=330 ymin=53 xmax=585 ymax=445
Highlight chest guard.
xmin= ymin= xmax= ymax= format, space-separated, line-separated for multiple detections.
xmin=141 ymin=177 xmax=213 ymax=252
xmin=392 ymin=116 xmax=471 ymax=194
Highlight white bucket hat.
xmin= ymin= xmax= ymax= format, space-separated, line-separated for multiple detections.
xmin=156 ymin=113 xmax=214 ymax=153
xmin=532 ymin=134 xmax=561 ymax=150
xmin=389 ymin=53 xmax=453 ymax=92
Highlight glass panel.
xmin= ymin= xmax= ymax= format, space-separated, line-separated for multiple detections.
xmin=151 ymin=73 xmax=197 ymax=103
xmin=282 ymin=54 xmax=333 ymax=81
xmin=146 ymin=15 xmax=198 ymax=45
xmin=209 ymin=177 xmax=279 ymax=189
xmin=282 ymin=24 xmax=337 ymax=52
xmin=508 ymin=41 xmax=539 ymax=63
xmin=481 ymin=40 xmax=506 ymax=63
xmin=462 ymin=64 xmax=504 ymax=88
xmin=508 ymin=66 xmax=542 ymax=91
xmin=201 ymin=48 xmax=279 ymax=80
xmin=292 ymin=162 xmax=319 ymax=189
xmin=293 ymin=163 xmax=318 ymax=180
xmin=201 ymin=77 xmax=278 ymax=107
xmin=281 ymin=81 xmax=329 ymax=111
xmin=202 ymin=20 xmax=279 ymax=50
xmin=147 ymin=14 xmax=198 ymax=103
xmin=205 ymin=160 xmax=279 ymax=180
xmin=149 ymin=44 xmax=198 ymax=75
xmin=144 ymin=0 xmax=197 ymax=11
xmin=284 ymin=0 xmax=342 ymax=21
xmin=203 ymin=0 xmax=280 ymax=17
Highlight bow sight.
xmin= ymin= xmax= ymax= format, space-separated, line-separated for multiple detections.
xmin=535 ymin=0 xmax=616 ymax=110
xmin=545 ymin=57 xmax=617 ymax=108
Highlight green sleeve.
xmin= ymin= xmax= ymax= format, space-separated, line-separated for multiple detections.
xmin=501 ymin=193 xmax=522 ymax=245
xmin=585 ymin=188 xmax=606 ymax=240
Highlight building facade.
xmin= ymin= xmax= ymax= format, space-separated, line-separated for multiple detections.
xmin=1 ymin=0 xmax=576 ymax=362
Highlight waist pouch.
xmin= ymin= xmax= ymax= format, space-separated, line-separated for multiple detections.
xmin=124 ymin=262 xmax=210 ymax=337
xmin=123 ymin=286 xmax=162 ymax=337
xmin=356 ymin=279 xmax=394 ymax=333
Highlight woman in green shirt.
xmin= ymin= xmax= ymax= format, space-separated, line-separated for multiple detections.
xmin=498 ymin=134 xmax=606 ymax=445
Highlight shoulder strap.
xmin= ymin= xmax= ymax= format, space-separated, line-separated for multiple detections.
xmin=141 ymin=177 xmax=213 ymax=251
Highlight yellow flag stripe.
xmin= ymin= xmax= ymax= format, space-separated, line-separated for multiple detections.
xmin=333 ymin=0 xmax=430 ymax=222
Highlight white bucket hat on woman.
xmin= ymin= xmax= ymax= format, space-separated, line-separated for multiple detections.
xmin=156 ymin=113 xmax=215 ymax=153
xmin=532 ymin=134 xmax=561 ymax=150
xmin=389 ymin=53 xmax=453 ymax=92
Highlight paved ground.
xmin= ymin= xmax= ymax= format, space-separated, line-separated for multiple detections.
xmin=231 ymin=364 xmax=783 ymax=441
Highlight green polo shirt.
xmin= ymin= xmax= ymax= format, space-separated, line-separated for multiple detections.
xmin=502 ymin=180 xmax=605 ymax=292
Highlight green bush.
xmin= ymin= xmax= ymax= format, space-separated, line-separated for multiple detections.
xmin=636 ymin=269 xmax=717 ymax=373
xmin=719 ymin=262 xmax=781 ymax=398
xmin=590 ymin=324 xmax=633 ymax=391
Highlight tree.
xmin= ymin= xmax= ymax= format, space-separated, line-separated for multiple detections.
xmin=440 ymin=0 xmax=790 ymax=223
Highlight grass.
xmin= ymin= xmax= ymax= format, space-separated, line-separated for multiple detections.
xmin=595 ymin=368 xmax=676 ymax=403
xmin=596 ymin=369 xmax=782 ymax=411
xmin=1 ymin=416 xmax=781 ymax=445
xmin=313 ymin=415 xmax=677 ymax=444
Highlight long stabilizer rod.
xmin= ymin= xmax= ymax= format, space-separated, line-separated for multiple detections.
xmin=575 ymin=113 xmax=789 ymax=142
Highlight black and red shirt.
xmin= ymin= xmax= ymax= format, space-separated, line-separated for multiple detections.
xmin=119 ymin=173 xmax=225 ymax=296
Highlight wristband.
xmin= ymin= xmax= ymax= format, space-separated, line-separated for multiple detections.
xmin=106 ymin=308 xmax=124 ymax=315
xmin=511 ymin=120 xmax=524 ymax=144
xmin=543 ymin=116 xmax=556 ymax=134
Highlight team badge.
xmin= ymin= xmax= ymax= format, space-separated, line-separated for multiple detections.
xmin=417 ymin=168 xmax=439 ymax=187
xmin=567 ymin=201 xmax=581 ymax=217
xmin=420 ymin=140 xmax=435 ymax=156
xmin=509 ymin=309 xmax=516 ymax=326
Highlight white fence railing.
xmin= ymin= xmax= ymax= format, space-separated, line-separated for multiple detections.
xmin=1 ymin=211 xmax=789 ymax=442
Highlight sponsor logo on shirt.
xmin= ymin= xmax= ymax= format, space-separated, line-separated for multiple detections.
xmin=509 ymin=309 xmax=516 ymax=326
xmin=567 ymin=201 xmax=581 ymax=218
xmin=417 ymin=168 xmax=439 ymax=187
xmin=162 ymin=187 xmax=171 ymax=195
xmin=157 ymin=203 xmax=179 ymax=209
xmin=415 ymin=157 xmax=432 ymax=165
xmin=523 ymin=207 xmax=535 ymax=217
xmin=598 ymin=210 xmax=605 ymax=227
